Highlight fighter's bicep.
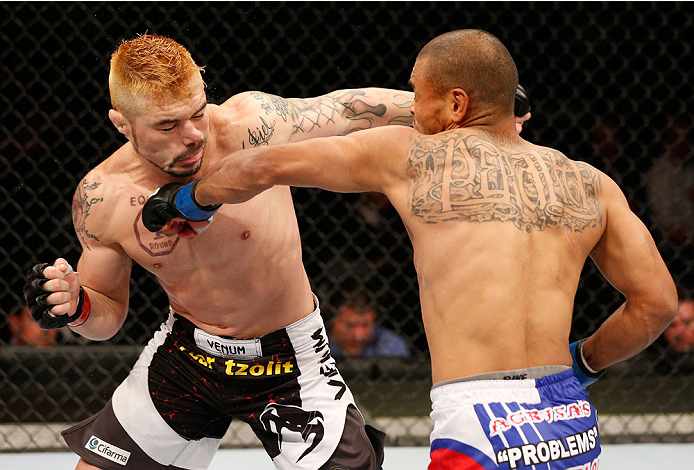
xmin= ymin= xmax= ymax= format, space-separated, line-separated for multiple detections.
xmin=72 ymin=177 xmax=131 ymax=302
xmin=269 ymin=135 xmax=367 ymax=192
xmin=72 ymin=177 xmax=110 ymax=251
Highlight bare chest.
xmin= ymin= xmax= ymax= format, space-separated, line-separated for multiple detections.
xmin=113 ymin=188 xmax=273 ymax=276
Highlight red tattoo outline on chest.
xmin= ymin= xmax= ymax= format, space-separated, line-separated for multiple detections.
xmin=133 ymin=208 xmax=180 ymax=256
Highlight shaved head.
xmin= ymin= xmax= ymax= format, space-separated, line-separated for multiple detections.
xmin=417 ymin=29 xmax=518 ymax=115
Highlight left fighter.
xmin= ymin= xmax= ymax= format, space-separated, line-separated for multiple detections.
xmin=23 ymin=33 xmax=413 ymax=470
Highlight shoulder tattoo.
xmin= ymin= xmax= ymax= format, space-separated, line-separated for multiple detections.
xmin=407 ymin=134 xmax=603 ymax=232
xmin=72 ymin=179 xmax=104 ymax=250
xmin=250 ymin=91 xmax=290 ymax=122
xmin=240 ymin=92 xmax=281 ymax=148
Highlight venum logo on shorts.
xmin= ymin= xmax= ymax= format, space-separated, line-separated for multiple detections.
xmin=311 ymin=328 xmax=347 ymax=400
xmin=194 ymin=329 xmax=263 ymax=358
xmin=495 ymin=425 xmax=598 ymax=469
xmin=260 ymin=403 xmax=325 ymax=463
xmin=85 ymin=435 xmax=131 ymax=466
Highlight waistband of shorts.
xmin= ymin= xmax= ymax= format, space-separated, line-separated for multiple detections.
xmin=431 ymin=367 xmax=575 ymax=401
xmin=168 ymin=293 xmax=322 ymax=353
xmin=432 ymin=365 xmax=571 ymax=389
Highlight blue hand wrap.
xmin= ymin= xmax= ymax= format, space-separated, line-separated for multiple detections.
xmin=174 ymin=182 xmax=219 ymax=222
xmin=570 ymin=340 xmax=605 ymax=388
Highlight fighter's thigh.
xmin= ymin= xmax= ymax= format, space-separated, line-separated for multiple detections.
xmin=61 ymin=398 xmax=187 ymax=470
xmin=62 ymin=329 xmax=225 ymax=469
xmin=318 ymin=404 xmax=386 ymax=470
xmin=255 ymin=315 xmax=384 ymax=469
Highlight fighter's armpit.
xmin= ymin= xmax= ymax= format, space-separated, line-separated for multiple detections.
xmin=72 ymin=178 xmax=104 ymax=251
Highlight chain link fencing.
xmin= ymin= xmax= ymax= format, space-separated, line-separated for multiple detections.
xmin=1 ymin=1 xmax=693 ymax=451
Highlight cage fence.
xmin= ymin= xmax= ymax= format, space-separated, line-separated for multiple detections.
xmin=1 ymin=1 xmax=693 ymax=451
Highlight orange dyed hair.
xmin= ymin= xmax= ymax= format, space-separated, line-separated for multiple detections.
xmin=109 ymin=34 xmax=205 ymax=118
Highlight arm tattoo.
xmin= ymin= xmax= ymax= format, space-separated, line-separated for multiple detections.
xmin=72 ymin=179 xmax=103 ymax=250
xmin=251 ymin=91 xmax=291 ymax=122
xmin=407 ymin=133 xmax=603 ymax=232
xmin=250 ymin=90 xmax=390 ymax=136
xmin=243 ymin=115 xmax=276 ymax=148
xmin=388 ymin=93 xmax=414 ymax=126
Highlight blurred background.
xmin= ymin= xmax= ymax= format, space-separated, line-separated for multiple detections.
xmin=1 ymin=1 xmax=693 ymax=451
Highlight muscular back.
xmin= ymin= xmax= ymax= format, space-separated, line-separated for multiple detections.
xmin=389 ymin=129 xmax=607 ymax=383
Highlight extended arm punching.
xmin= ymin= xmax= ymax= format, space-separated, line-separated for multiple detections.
xmin=143 ymin=126 xmax=418 ymax=231
xmin=142 ymin=88 xmax=416 ymax=232
xmin=229 ymin=88 xmax=414 ymax=151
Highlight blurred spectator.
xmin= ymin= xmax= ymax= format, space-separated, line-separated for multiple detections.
xmin=7 ymin=305 xmax=58 ymax=346
xmin=355 ymin=193 xmax=392 ymax=232
xmin=591 ymin=121 xmax=623 ymax=177
xmin=328 ymin=282 xmax=410 ymax=358
xmin=646 ymin=119 xmax=694 ymax=247
xmin=588 ymin=120 xmax=648 ymax=214
xmin=663 ymin=298 xmax=694 ymax=353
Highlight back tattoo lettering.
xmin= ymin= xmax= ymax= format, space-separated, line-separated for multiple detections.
xmin=407 ymin=134 xmax=603 ymax=232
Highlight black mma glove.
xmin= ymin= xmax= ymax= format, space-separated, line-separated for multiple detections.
xmin=515 ymin=84 xmax=531 ymax=117
xmin=142 ymin=179 xmax=221 ymax=232
xmin=24 ymin=263 xmax=86 ymax=330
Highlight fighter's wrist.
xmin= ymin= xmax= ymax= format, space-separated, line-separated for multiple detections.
xmin=576 ymin=340 xmax=602 ymax=375
xmin=68 ymin=287 xmax=91 ymax=327
xmin=174 ymin=180 xmax=221 ymax=221
xmin=189 ymin=179 xmax=220 ymax=211
xmin=571 ymin=339 xmax=606 ymax=386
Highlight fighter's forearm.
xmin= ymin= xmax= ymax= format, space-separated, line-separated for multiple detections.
xmin=68 ymin=285 xmax=128 ymax=341
xmin=581 ymin=300 xmax=676 ymax=370
xmin=195 ymin=147 xmax=276 ymax=206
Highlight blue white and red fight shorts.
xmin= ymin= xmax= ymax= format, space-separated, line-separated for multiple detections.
xmin=62 ymin=298 xmax=384 ymax=469
xmin=429 ymin=367 xmax=600 ymax=470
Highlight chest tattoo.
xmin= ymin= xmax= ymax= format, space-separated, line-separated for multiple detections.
xmin=133 ymin=205 xmax=180 ymax=257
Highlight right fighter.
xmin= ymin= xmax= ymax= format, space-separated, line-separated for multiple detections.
xmin=144 ymin=29 xmax=678 ymax=469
